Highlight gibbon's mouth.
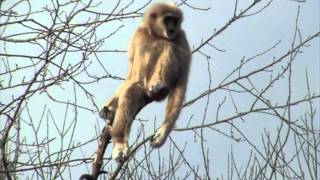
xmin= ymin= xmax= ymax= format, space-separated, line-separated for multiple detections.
xmin=165 ymin=29 xmax=176 ymax=39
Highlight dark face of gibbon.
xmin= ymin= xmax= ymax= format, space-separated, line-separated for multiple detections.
xmin=146 ymin=3 xmax=183 ymax=40
xmin=162 ymin=14 xmax=180 ymax=39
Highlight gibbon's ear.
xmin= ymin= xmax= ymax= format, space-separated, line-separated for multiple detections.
xmin=150 ymin=12 xmax=157 ymax=19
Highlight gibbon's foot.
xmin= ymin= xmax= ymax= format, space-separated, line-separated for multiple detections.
xmin=99 ymin=106 xmax=115 ymax=121
xmin=147 ymin=81 xmax=169 ymax=101
xmin=150 ymin=125 xmax=169 ymax=148
xmin=106 ymin=125 xmax=113 ymax=135
xmin=112 ymin=142 xmax=129 ymax=163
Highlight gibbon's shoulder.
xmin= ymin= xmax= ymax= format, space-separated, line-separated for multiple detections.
xmin=131 ymin=25 xmax=154 ymax=43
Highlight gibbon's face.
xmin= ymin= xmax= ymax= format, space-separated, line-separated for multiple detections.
xmin=147 ymin=4 xmax=183 ymax=40
xmin=161 ymin=13 xmax=180 ymax=39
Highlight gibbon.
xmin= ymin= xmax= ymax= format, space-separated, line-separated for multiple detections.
xmin=99 ymin=2 xmax=191 ymax=162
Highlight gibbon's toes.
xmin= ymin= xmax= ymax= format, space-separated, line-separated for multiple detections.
xmin=98 ymin=106 xmax=108 ymax=119
xmin=99 ymin=106 xmax=115 ymax=120
xmin=150 ymin=126 xmax=168 ymax=148
xmin=112 ymin=142 xmax=129 ymax=163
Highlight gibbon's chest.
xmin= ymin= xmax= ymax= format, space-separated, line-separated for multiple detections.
xmin=138 ymin=40 xmax=177 ymax=62
xmin=139 ymin=39 xmax=172 ymax=50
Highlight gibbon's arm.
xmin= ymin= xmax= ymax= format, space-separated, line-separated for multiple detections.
xmin=126 ymin=33 xmax=136 ymax=80
xmin=163 ymin=78 xmax=186 ymax=130
xmin=162 ymin=34 xmax=191 ymax=130
xmin=163 ymin=60 xmax=190 ymax=130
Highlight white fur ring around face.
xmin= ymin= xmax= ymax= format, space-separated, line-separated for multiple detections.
xmin=112 ymin=142 xmax=129 ymax=163
xmin=150 ymin=125 xmax=168 ymax=148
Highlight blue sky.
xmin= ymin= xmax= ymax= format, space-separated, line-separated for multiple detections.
xmin=1 ymin=0 xmax=319 ymax=179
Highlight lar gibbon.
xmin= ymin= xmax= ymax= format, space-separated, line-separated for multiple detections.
xmin=99 ymin=2 xmax=191 ymax=162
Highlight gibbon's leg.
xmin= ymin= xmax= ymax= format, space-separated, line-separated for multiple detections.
xmin=150 ymin=77 xmax=187 ymax=147
xmin=99 ymin=82 xmax=127 ymax=121
xmin=99 ymin=54 xmax=133 ymax=120
xmin=109 ymin=82 xmax=149 ymax=162
xmin=99 ymin=54 xmax=134 ymax=121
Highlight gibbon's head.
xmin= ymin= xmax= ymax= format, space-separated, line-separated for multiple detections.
xmin=144 ymin=3 xmax=183 ymax=40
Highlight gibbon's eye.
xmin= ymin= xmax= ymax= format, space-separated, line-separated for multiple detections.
xmin=163 ymin=16 xmax=178 ymax=28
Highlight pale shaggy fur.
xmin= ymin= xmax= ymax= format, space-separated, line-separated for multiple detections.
xmin=99 ymin=3 xmax=191 ymax=162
